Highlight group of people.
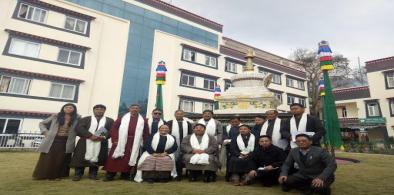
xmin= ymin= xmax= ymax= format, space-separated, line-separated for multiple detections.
xmin=32 ymin=102 xmax=337 ymax=195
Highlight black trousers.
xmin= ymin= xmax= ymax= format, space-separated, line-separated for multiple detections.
xmin=75 ymin=166 xmax=98 ymax=177
xmin=283 ymin=173 xmax=334 ymax=195
xmin=176 ymin=158 xmax=184 ymax=177
xmin=188 ymin=170 xmax=215 ymax=179
xmin=255 ymin=169 xmax=280 ymax=186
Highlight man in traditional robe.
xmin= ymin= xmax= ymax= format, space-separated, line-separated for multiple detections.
xmin=247 ymin=135 xmax=286 ymax=186
xmin=103 ymin=104 xmax=149 ymax=181
xmin=281 ymin=103 xmax=325 ymax=149
xmin=228 ymin=124 xmax=256 ymax=186
xmin=70 ymin=104 xmax=114 ymax=181
xmin=181 ymin=123 xmax=220 ymax=183
xmin=197 ymin=110 xmax=223 ymax=145
xmin=222 ymin=116 xmax=242 ymax=181
xmin=134 ymin=124 xmax=178 ymax=183
xmin=259 ymin=110 xmax=288 ymax=150
xmin=148 ymin=108 xmax=165 ymax=135
xmin=279 ymin=134 xmax=337 ymax=195
xmin=251 ymin=115 xmax=265 ymax=138
xmin=167 ymin=109 xmax=192 ymax=180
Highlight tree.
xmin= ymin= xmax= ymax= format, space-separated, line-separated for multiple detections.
xmin=351 ymin=66 xmax=368 ymax=86
xmin=290 ymin=48 xmax=351 ymax=116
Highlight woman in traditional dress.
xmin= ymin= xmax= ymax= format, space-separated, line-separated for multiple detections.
xmin=228 ymin=124 xmax=256 ymax=186
xmin=33 ymin=103 xmax=79 ymax=180
xmin=134 ymin=124 xmax=177 ymax=183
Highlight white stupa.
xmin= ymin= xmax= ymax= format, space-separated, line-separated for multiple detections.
xmin=215 ymin=49 xmax=279 ymax=114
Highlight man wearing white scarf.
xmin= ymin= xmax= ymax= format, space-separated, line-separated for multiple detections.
xmin=103 ymin=104 xmax=149 ymax=181
xmin=167 ymin=110 xmax=192 ymax=180
xmin=197 ymin=110 xmax=223 ymax=145
xmin=70 ymin=104 xmax=114 ymax=181
xmin=228 ymin=124 xmax=256 ymax=186
xmin=181 ymin=123 xmax=220 ymax=183
xmin=281 ymin=103 xmax=325 ymax=149
xmin=148 ymin=108 xmax=165 ymax=135
xmin=260 ymin=110 xmax=288 ymax=150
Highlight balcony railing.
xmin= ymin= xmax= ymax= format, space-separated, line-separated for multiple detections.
xmin=0 ymin=133 xmax=44 ymax=150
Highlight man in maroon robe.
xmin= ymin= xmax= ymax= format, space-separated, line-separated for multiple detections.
xmin=103 ymin=104 xmax=149 ymax=181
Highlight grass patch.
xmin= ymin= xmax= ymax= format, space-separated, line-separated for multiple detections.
xmin=0 ymin=152 xmax=393 ymax=195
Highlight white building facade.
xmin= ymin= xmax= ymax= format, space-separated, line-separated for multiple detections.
xmin=334 ymin=56 xmax=394 ymax=139
xmin=0 ymin=0 xmax=130 ymax=133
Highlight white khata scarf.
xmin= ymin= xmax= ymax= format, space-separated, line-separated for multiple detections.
xmin=85 ymin=116 xmax=107 ymax=162
xmin=112 ymin=113 xmax=145 ymax=166
xmin=148 ymin=118 xmax=164 ymax=134
xmin=198 ymin=118 xmax=216 ymax=136
xmin=189 ymin=133 xmax=210 ymax=165
xmin=134 ymin=133 xmax=177 ymax=182
xmin=236 ymin=133 xmax=255 ymax=155
xmin=260 ymin=118 xmax=288 ymax=150
xmin=171 ymin=118 xmax=188 ymax=147
xmin=290 ymin=113 xmax=308 ymax=148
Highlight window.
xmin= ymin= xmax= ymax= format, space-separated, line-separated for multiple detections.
xmin=57 ymin=48 xmax=82 ymax=66
xmin=286 ymin=77 xmax=295 ymax=88
xmin=287 ymin=77 xmax=304 ymax=90
xmin=202 ymin=102 xmax=214 ymax=111
xmin=274 ymin=92 xmax=282 ymax=103
xmin=272 ymin=74 xmax=281 ymax=84
xmin=180 ymin=100 xmax=194 ymax=113
xmin=299 ymin=98 xmax=306 ymax=107
xmin=183 ymin=49 xmax=196 ymax=62
xmin=205 ymin=55 xmax=217 ymax=68
xmin=298 ymin=81 xmax=305 ymax=90
xmin=386 ymin=72 xmax=394 ymax=88
xmin=181 ymin=74 xmax=195 ymax=87
xmin=390 ymin=99 xmax=394 ymax=116
xmin=225 ymin=61 xmax=237 ymax=73
xmin=0 ymin=75 xmax=30 ymax=95
xmin=366 ymin=102 xmax=380 ymax=117
xmin=0 ymin=118 xmax=22 ymax=134
xmin=287 ymin=95 xmax=295 ymax=105
xmin=17 ymin=3 xmax=47 ymax=23
xmin=49 ymin=83 xmax=76 ymax=100
xmin=203 ymin=78 xmax=216 ymax=90
xmin=260 ymin=70 xmax=281 ymax=84
xmin=342 ymin=107 xmax=347 ymax=118
xmin=224 ymin=80 xmax=232 ymax=91
xmin=259 ymin=69 xmax=269 ymax=77
xmin=8 ymin=38 xmax=41 ymax=58
xmin=64 ymin=16 xmax=88 ymax=34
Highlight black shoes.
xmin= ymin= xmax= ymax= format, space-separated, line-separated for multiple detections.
xmin=102 ymin=176 xmax=114 ymax=182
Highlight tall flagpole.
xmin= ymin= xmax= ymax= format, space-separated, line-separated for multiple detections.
xmin=318 ymin=41 xmax=343 ymax=156
xmin=155 ymin=61 xmax=167 ymax=119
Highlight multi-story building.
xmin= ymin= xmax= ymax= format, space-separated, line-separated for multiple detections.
xmin=334 ymin=56 xmax=394 ymax=140
xmin=146 ymin=31 xmax=308 ymax=118
xmin=0 ymin=0 xmax=130 ymax=133
xmin=0 ymin=0 xmax=308 ymax=133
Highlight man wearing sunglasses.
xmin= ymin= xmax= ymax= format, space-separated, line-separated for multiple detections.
xmin=148 ymin=108 xmax=166 ymax=135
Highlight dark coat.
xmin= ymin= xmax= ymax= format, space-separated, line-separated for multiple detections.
xmin=281 ymin=115 xmax=325 ymax=146
xmin=249 ymin=144 xmax=286 ymax=170
xmin=143 ymin=134 xmax=178 ymax=154
xmin=280 ymin=146 xmax=337 ymax=181
xmin=69 ymin=116 xmax=114 ymax=167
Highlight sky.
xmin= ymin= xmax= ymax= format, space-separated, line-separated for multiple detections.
xmin=169 ymin=0 xmax=394 ymax=67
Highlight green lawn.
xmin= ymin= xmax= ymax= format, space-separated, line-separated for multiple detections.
xmin=0 ymin=152 xmax=393 ymax=195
